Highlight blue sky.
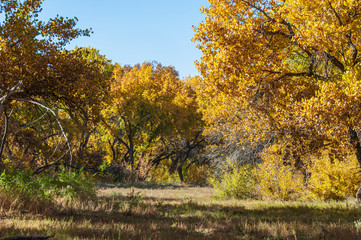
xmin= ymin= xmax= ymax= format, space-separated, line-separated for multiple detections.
xmin=40 ymin=0 xmax=209 ymax=78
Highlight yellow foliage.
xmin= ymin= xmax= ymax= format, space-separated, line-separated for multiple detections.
xmin=254 ymin=149 xmax=307 ymax=201
xmin=307 ymin=152 xmax=360 ymax=200
xmin=103 ymin=62 xmax=202 ymax=173
xmin=147 ymin=159 xmax=178 ymax=183
xmin=193 ymin=0 xmax=361 ymax=164
xmin=183 ymin=164 xmax=212 ymax=184
xmin=209 ymin=158 xmax=256 ymax=199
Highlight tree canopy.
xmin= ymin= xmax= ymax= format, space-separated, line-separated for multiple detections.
xmin=0 ymin=0 xmax=109 ymax=167
xmin=193 ymin=0 xmax=361 ymax=166
xmin=102 ymin=62 xmax=202 ymax=180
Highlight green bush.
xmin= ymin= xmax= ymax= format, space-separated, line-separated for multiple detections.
xmin=0 ymin=167 xmax=96 ymax=213
xmin=54 ymin=167 xmax=97 ymax=201
xmin=0 ymin=169 xmax=53 ymax=201
xmin=209 ymin=159 xmax=255 ymax=199
xmin=0 ymin=169 xmax=55 ymax=213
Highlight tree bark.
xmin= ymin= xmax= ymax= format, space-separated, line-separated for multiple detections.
xmin=349 ymin=127 xmax=361 ymax=168
xmin=0 ymin=106 xmax=9 ymax=162
xmin=177 ymin=166 xmax=184 ymax=182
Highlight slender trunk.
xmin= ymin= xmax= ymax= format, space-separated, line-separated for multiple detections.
xmin=78 ymin=114 xmax=89 ymax=157
xmin=349 ymin=127 xmax=361 ymax=168
xmin=177 ymin=166 xmax=184 ymax=182
xmin=109 ymin=139 xmax=117 ymax=163
xmin=0 ymin=106 xmax=9 ymax=162
xmin=129 ymin=146 xmax=135 ymax=181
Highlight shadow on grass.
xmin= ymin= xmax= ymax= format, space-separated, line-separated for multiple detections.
xmin=96 ymin=181 xmax=208 ymax=190
xmin=2 ymin=198 xmax=361 ymax=240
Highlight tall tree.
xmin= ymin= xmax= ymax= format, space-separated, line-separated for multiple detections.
xmin=0 ymin=0 xmax=104 ymax=168
xmin=193 ymin=0 xmax=361 ymax=166
xmin=103 ymin=62 xmax=202 ymax=180
xmin=62 ymin=47 xmax=112 ymax=170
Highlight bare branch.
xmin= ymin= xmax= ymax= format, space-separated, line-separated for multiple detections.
xmin=48 ymin=134 xmax=63 ymax=160
xmin=346 ymin=33 xmax=358 ymax=65
xmin=242 ymin=0 xmax=295 ymax=37
xmin=273 ymin=72 xmax=309 ymax=82
xmin=322 ymin=51 xmax=345 ymax=72
xmin=328 ymin=2 xmax=344 ymax=26
xmin=33 ymin=150 xmax=69 ymax=175
xmin=13 ymin=99 xmax=73 ymax=169
xmin=14 ymin=110 xmax=49 ymax=135
xmin=253 ymin=28 xmax=293 ymax=39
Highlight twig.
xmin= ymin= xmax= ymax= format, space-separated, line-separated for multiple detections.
xmin=15 ymin=110 xmax=49 ymax=134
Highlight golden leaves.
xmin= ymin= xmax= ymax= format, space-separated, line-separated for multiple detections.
xmin=103 ymin=62 xmax=203 ymax=164
xmin=194 ymin=0 xmax=361 ymax=155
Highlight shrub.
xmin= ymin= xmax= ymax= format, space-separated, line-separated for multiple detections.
xmin=254 ymin=149 xmax=306 ymax=201
xmin=183 ymin=164 xmax=212 ymax=184
xmin=307 ymin=152 xmax=360 ymax=200
xmin=209 ymin=158 xmax=256 ymax=199
xmin=0 ymin=170 xmax=54 ymax=213
xmin=54 ymin=167 xmax=97 ymax=201
xmin=147 ymin=159 xmax=178 ymax=183
xmin=0 ymin=167 xmax=96 ymax=213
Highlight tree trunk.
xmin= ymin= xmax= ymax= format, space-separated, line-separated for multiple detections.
xmin=0 ymin=106 xmax=9 ymax=162
xmin=349 ymin=127 xmax=361 ymax=168
xmin=177 ymin=166 xmax=184 ymax=182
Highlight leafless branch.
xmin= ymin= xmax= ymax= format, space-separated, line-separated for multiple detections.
xmin=322 ymin=51 xmax=345 ymax=72
xmin=48 ymin=134 xmax=63 ymax=160
xmin=328 ymin=2 xmax=344 ymax=26
xmin=346 ymin=33 xmax=358 ymax=65
xmin=14 ymin=110 xmax=49 ymax=135
xmin=13 ymin=98 xmax=73 ymax=170
xmin=33 ymin=150 xmax=70 ymax=175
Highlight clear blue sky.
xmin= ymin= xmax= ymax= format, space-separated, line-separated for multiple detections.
xmin=40 ymin=0 xmax=209 ymax=78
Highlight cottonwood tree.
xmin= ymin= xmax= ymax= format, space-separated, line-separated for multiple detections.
xmin=0 ymin=0 xmax=105 ymax=170
xmin=57 ymin=47 xmax=113 ymax=171
xmin=103 ymin=62 xmax=203 ymax=180
xmin=193 ymin=0 xmax=361 ymax=167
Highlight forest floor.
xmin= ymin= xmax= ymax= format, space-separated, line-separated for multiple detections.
xmin=1 ymin=183 xmax=361 ymax=239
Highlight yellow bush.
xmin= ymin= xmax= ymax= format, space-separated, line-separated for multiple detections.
xmin=147 ymin=159 xmax=178 ymax=183
xmin=183 ymin=164 xmax=212 ymax=184
xmin=254 ymin=150 xmax=306 ymax=201
xmin=307 ymin=152 xmax=360 ymax=200
xmin=209 ymin=158 xmax=255 ymax=199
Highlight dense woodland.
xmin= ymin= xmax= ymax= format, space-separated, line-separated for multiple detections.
xmin=1 ymin=0 xmax=361 ymax=206
xmin=4 ymin=0 xmax=361 ymax=239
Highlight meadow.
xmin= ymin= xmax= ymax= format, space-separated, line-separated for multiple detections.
xmin=1 ymin=184 xmax=361 ymax=240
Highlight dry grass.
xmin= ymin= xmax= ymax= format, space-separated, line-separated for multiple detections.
xmin=1 ymin=183 xmax=361 ymax=239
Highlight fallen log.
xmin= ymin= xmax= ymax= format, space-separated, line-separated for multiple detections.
xmin=1 ymin=235 xmax=54 ymax=240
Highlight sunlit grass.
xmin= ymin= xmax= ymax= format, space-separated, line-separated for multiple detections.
xmin=1 ymin=184 xmax=361 ymax=239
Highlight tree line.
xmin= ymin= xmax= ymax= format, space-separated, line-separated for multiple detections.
xmin=1 ymin=0 xmax=361 ymax=199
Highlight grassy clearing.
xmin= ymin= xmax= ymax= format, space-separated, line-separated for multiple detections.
xmin=1 ymin=183 xmax=361 ymax=239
